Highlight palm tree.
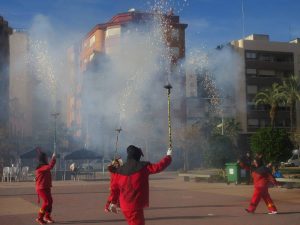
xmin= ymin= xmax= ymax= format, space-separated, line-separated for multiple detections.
xmin=282 ymin=75 xmax=300 ymax=131
xmin=254 ymin=83 xmax=286 ymax=128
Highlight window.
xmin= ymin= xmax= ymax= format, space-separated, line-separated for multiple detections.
xmin=89 ymin=53 xmax=94 ymax=61
xmin=246 ymin=68 xmax=256 ymax=74
xmin=170 ymin=47 xmax=179 ymax=57
xmin=260 ymin=119 xmax=266 ymax=127
xmin=171 ymin=29 xmax=179 ymax=41
xmin=246 ymin=52 xmax=256 ymax=59
xmin=275 ymin=71 xmax=284 ymax=76
xmin=247 ymin=101 xmax=256 ymax=110
xmin=105 ymin=27 xmax=121 ymax=39
xmin=247 ymin=85 xmax=258 ymax=94
xmin=258 ymin=70 xmax=275 ymax=76
xmin=248 ymin=119 xmax=259 ymax=126
xmin=259 ymin=54 xmax=273 ymax=62
xmin=89 ymin=35 xmax=96 ymax=47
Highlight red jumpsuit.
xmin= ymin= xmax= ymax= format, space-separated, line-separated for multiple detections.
xmin=240 ymin=163 xmax=277 ymax=212
xmin=35 ymin=158 xmax=56 ymax=220
xmin=107 ymin=155 xmax=172 ymax=225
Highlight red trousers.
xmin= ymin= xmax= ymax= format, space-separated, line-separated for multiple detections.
xmin=37 ymin=188 xmax=53 ymax=217
xmin=123 ymin=209 xmax=145 ymax=225
xmin=248 ymin=186 xmax=277 ymax=212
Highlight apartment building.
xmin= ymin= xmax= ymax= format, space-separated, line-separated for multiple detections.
xmin=9 ymin=30 xmax=33 ymax=139
xmin=231 ymin=34 xmax=300 ymax=134
xmin=0 ymin=16 xmax=12 ymax=134
xmin=68 ymin=10 xmax=187 ymax=147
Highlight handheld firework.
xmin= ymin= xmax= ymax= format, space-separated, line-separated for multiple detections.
xmin=114 ymin=127 xmax=122 ymax=159
xmin=164 ymin=83 xmax=172 ymax=149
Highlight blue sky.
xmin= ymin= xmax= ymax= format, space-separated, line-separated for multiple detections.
xmin=1 ymin=0 xmax=300 ymax=49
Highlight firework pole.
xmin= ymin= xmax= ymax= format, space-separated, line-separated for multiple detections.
xmin=51 ymin=112 xmax=60 ymax=154
xmin=114 ymin=127 xmax=122 ymax=159
xmin=164 ymin=83 xmax=172 ymax=149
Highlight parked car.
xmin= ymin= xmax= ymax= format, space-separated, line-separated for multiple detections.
xmin=282 ymin=149 xmax=300 ymax=167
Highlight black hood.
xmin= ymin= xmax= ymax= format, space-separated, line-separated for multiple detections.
xmin=127 ymin=145 xmax=144 ymax=161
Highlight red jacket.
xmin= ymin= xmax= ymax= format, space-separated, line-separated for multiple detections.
xmin=109 ymin=155 xmax=171 ymax=211
xmin=239 ymin=162 xmax=277 ymax=188
xmin=251 ymin=167 xmax=277 ymax=188
xmin=35 ymin=158 xmax=56 ymax=190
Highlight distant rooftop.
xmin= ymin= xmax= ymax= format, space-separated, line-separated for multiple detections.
xmin=244 ymin=34 xmax=269 ymax=41
xmin=243 ymin=34 xmax=300 ymax=44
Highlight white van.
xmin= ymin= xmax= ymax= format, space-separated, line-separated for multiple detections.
xmin=283 ymin=149 xmax=300 ymax=167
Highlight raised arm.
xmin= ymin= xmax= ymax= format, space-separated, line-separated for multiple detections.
xmin=39 ymin=153 xmax=56 ymax=171
xmin=48 ymin=153 xmax=56 ymax=170
xmin=146 ymin=153 xmax=172 ymax=174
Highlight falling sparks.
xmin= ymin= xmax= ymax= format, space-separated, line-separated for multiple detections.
xmin=186 ymin=49 xmax=223 ymax=115
xmin=117 ymin=1 xmax=189 ymax=127
xmin=29 ymin=39 xmax=57 ymax=108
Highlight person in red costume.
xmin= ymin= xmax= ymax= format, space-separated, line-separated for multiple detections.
xmin=35 ymin=147 xmax=56 ymax=224
xmin=239 ymin=156 xmax=278 ymax=214
xmin=105 ymin=145 xmax=172 ymax=225
xmin=105 ymin=157 xmax=123 ymax=213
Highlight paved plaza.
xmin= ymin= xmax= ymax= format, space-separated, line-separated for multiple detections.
xmin=0 ymin=172 xmax=299 ymax=225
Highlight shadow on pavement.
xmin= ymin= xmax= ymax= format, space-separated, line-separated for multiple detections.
xmin=277 ymin=211 xmax=300 ymax=215
xmin=55 ymin=214 xmax=235 ymax=224
xmin=0 ymin=190 xmax=109 ymax=197
xmin=147 ymin=215 xmax=235 ymax=220
xmin=56 ymin=219 xmax=125 ymax=224
xmin=148 ymin=204 xmax=239 ymax=210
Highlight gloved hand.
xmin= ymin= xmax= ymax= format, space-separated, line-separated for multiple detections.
xmin=104 ymin=201 xmax=111 ymax=212
xmin=108 ymin=203 xmax=119 ymax=214
xmin=112 ymin=158 xmax=123 ymax=168
xmin=167 ymin=147 xmax=173 ymax=156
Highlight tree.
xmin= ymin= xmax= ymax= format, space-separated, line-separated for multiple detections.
xmin=203 ymin=134 xmax=237 ymax=168
xmin=254 ymin=83 xmax=286 ymax=128
xmin=214 ymin=118 xmax=241 ymax=140
xmin=250 ymin=127 xmax=293 ymax=163
xmin=174 ymin=125 xmax=203 ymax=171
xmin=282 ymin=75 xmax=300 ymax=131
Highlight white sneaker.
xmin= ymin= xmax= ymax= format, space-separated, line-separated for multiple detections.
xmin=268 ymin=211 xmax=278 ymax=215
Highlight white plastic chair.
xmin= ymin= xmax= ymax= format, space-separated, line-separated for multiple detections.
xmin=20 ymin=166 xmax=29 ymax=181
xmin=9 ymin=166 xmax=19 ymax=182
xmin=2 ymin=167 xmax=10 ymax=182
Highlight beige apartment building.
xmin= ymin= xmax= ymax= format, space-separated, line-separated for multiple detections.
xmin=185 ymin=34 xmax=300 ymax=150
xmin=9 ymin=30 xmax=33 ymax=139
xmin=67 ymin=10 xmax=188 ymax=143
xmin=231 ymin=34 xmax=300 ymax=135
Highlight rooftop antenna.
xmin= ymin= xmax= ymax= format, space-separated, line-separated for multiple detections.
xmin=289 ymin=24 xmax=292 ymax=41
xmin=241 ymin=0 xmax=245 ymax=38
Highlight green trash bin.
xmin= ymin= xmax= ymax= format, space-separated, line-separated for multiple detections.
xmin=225 ymin=163 xmax=240 ymax=185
